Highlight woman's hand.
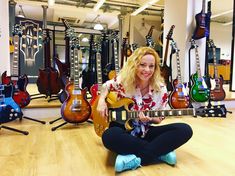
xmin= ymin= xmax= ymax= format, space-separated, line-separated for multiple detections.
xmin=139 ymin=111 xmax=165 ymax=124
xmin=97 ymin=97 xmax=108 ymax=119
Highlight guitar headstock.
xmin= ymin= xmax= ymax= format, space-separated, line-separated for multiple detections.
xmin=43 ymin=29 xmax=51 ymax=43
xmin=196 ymin=105 xmax=227 ymax=117
xmin=190 ymin=39 xmax=198 ymax=49
xmin=166 ymin=25 xmax=175 ymax=40
xmin=207 ymin=39 xmax=216 ymax=48
xmin=111 ymin=31 xmax=118 ymax=43
xmin=170 ymin=40 xmax=179 ymax=53
xmin=12 ymin=24 xmax=22 ymax=37
xmin=61 ymin=18 xmax=71 ymax=30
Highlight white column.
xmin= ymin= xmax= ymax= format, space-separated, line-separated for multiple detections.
xmin=164 ymin=0 xmax=206 ymax=83
xmin=0 ymin=0 xmax=10 ymax=75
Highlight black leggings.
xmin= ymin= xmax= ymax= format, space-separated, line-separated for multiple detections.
xmin=102 ymin=122 xmax=193 ymax=165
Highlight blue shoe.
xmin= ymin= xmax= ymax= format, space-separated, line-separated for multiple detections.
xmin=115 ymin=154 xmax=141 ymax=172
xmin=158 ymin=151 xmax=177 ymax=166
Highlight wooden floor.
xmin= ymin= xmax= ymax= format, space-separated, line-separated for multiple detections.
xmin=0 ymin=110 xmax=235 ymax=176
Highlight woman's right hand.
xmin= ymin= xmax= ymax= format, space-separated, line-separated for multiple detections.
xmin=97 ymin=97 xmax=108 ymax=119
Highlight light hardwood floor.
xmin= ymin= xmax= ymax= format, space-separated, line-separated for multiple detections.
xmin=0 ymin=109 xmax=235 ymax=176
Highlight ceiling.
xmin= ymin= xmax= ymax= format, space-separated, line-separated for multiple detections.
xmin=13 ymin=0 xmax=233 ymax=29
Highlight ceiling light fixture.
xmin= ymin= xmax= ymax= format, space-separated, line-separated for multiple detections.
xmin=17 ymin=5 xmax=26 ymax=18
xmin=93 ymin=15 xmax=104 ymax=30
xmin=48 ymin=0 xmax=55 ymax=7
xmin=93 ymin=0 xmax=106 ymax=12
xmin=131 ymin=0 xmax=160 ymax=16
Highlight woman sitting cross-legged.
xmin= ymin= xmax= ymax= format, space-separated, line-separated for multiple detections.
xmin=97 ymin=47 xmax=193 ymax=172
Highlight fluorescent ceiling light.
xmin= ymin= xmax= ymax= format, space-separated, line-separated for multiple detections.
xmin=211 ymin=9 xmax=233 ymax=19
xmin=82 ymin=37 xmax=89 ymax=42
xmin=131 ymin=0 xmax=160 ymax=16
xmin=93 ymin=0 xmax=106 ymax=12
xmin=48 ymin=0 xmax=55 ymax=7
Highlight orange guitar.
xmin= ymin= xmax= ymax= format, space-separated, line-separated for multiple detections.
xmin=61 ymin=37 xmax=91 ymax=123
xmin=169 ymin=40 xmax=190 ymax=109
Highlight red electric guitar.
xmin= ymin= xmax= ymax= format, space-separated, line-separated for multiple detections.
xmin=207 ymin=39 xmax=226 ymax=101
xmin=61 ymin=37 xmax=91 ymax=123
xmin=168 ymin=40 xmax=190 ymax=109
xmin=2 ymin=24 xmax=30 ymax=108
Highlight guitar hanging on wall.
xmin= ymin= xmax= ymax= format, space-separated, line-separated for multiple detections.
xmin=61 ymin=37 xmax=91 ymax=123
xmin=189 ymin=39 xmax=210 ymax=102
xmin=160 ymin=25 xmax=175 ymax=91
xmin=207 ymin=39 xmax=226 ymax=101
xmin=168 ymin=40 xmax=190 ymax=109
xmin=192 ymin=0 xmax=211 ymax=40
xmin=2 ymin=24 xmax=30 ymax=108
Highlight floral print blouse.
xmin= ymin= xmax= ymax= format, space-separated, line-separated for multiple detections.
xmin=104 ymin=76 xmax=168 ymax=138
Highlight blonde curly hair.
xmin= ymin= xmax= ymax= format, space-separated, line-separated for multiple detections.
xmin=119 ymin=47 xmax=164 ymax=95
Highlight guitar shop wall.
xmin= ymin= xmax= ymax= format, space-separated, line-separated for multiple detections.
xmin=15 ymin=17 xmax=43 ymax=83
xmin=0 ymin=0 xmax=11 ymax=74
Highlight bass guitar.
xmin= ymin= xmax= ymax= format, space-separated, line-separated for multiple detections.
xmin=169 ymin=40 xmax=190 ymax=109
xmin=2 ymin=24 xmax=30 ymax=108
xmin=36 ymin=29 xmax=62 ymax=97
xmin=160 ymin=25 xmax=175 ymax=91
xmin=192 ymin=0 xmax=211 ymax=40
xmin=92 ymin=92 xmax=227 ymax=137
xmin=61 ymin=38 xmax=91 ymax=123
xmin=207 ymin=39 xmax=226 ymax=101
xmin=190 ymin=39 xmax=210 ymax=102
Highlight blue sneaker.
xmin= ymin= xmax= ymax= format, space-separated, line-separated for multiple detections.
xmin=158 ymin=151 xmax=177 ymax=166
xmin=115 ymin=154 xmax=141 ymax=172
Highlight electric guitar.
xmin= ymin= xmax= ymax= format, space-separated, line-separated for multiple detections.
xmin=145 ymin=26 xmax=155 ymax=48
xmin=160 ymin=25 xmax=175 ymax=91
xmin=192 ymin=0 xmax=211 ymax=40
xmin=61 ymin=37 xmax=91 ymax=123
xmin=92 ymin=92 xmax=227 ymax=137
xmin=2 ymin=24 xmax=30 ymax=108
xmin=107 ymin=31 xmax=120 ymax=80
xmin=190 ymin=39 xmax=210 ymax=102
xmin=169 ymin=40 xmax=190 ymax=109
xmin=0 ymin=74 xmax=23 ymax=124
xmin=207 ymin=39 xmax=226 ymax=101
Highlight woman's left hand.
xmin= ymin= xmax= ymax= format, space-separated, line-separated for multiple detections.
xmin=138 ymin=111 xmax=152 ymax=123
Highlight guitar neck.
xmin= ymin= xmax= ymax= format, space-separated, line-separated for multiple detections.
xmin=175 ymin=50 xmax=182 ymax=84
xmin=195 ymin=46 xmax=202 ymax=78
xmin=73 ymin=47 xmax=80 ymax=90
xmin=113 ymin=40 xmax=120 ymax=74
xmin=163 ymin=39 xmax=170 ymax=65
xmin=96 ymin=52 xmax=103 ymax=91
xmin=212 ymin=47 xmax=219 ymax=79
xmin=12 ymin=35 xmax=20 ymax=77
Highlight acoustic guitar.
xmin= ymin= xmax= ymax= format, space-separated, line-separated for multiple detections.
xmin=61 ymin=37 xmax=91 ymax=123
xmin=189 ymin=39 xmax=210 ymax=102
xmin=207 ymin=39 xmax=226 ymax=101
xmin=160 ymin=25 xmax=175 ymax=91
xmin=168 ymin=41 xmax=190 ymax=109
xmin=192 ymin=0 xmax=211 ymax=40
xmin=92 ymin=91 xmax=227 ymax=137
xmin=2 ymin=24 xmax=30 ymax=108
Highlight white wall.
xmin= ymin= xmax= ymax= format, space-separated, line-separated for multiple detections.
xmin=0 ymin=0 xmax=10 ymax=75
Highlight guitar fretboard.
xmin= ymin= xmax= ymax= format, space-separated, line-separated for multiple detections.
xmin=12 ymin=35 xmax=20 ymax=77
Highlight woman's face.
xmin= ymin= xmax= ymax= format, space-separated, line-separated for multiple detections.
xmin=136 ymin=54 xmax=155 ymax=82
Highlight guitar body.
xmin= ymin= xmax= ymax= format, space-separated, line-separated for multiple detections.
xmin=61 ymin=82 xmax=91 ymax=123
xmin=36 ymin=67 xmax=62 ymax=96
xmin=190 ymin=72 xmax=210 ymax=102
xmin=81 ymin=68 xmax=96 ymax=93
xmin=192 ymin=11 xmax=211 ymax=40
xmin=58 ymin=75 xmax=70 ymax=103
xmin=55 ymin=57 xmax=70 ymax=78
xmin=0 ymin=84 xmax=23 ymax=123
xmin=210 ymin=75 xmax=226 ymax=101
xmin=160 ymin=65 xmax=172 ymax=91
xmin=89 ymin=83 xmax=99 ymax=106
xmin=2 ymin=71 xmax=30 ymax=108
xmin=169 ymin=78 xmax=190 ymax=109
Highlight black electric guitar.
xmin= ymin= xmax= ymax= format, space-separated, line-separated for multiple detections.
xmin=207 ymin=39 xmax=226 ymax=101
xmin=146 ymin=26 xmax=155 ymax=48
xmin=192 ymin=0 xmax=211 ymax=40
